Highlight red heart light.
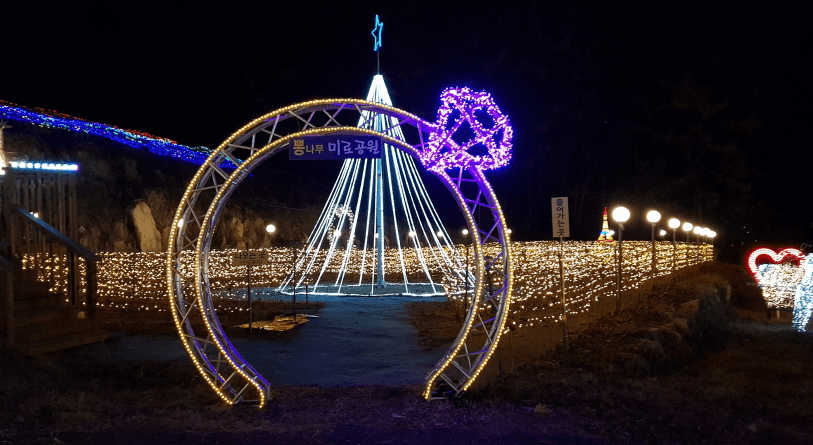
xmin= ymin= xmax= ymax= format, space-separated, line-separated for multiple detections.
xmin=746 ymin=247 xmax=805 ymax=282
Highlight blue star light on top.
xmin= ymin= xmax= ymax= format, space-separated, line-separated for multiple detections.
xmin=371 ymin=15 xmax=383 ymax=52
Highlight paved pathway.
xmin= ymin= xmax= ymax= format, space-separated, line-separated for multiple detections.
xmin=71 ymin=295 xmax=448 ymax=387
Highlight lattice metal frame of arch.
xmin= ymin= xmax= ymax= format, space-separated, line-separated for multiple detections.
xmin=165 ymin=99 xmax=513 ymax=407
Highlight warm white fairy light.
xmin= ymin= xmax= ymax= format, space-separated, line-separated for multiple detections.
xmin=747 ymin=247 xmax=807 ymax=311
xmin=793 ymin=254 xmax=813 ymax=331
xmin=19 ymin=240 xmax=710 ymax=328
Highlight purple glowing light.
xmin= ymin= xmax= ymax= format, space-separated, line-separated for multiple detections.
xmin=421 ymin=87 xmax=513 ymax=173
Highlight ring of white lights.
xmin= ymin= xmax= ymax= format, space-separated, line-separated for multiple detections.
xmin=166 ymin=99 xmax=512 ymax=406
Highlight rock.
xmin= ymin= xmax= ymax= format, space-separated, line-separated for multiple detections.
xmin=534 ymin=403 xmax=552 ymax=415
xmin=113 ymin=220 xmax=129 ymax=241
xmin=624 ymin=338 xmax=667 ymax=371
xmin=161 ymin=226 xmax=171 ymax=250
xmin=130 ymin=201 xmax=162 ymax=252
xmin=677 ymin=299 xmax=701 ymax=319
xmin=616 ymin=352 xmax=649 ymax=376
xmin=672 ymin=317 xmax=691 ymax=337
xmin=573 ymin=348 xmax=591 ymax=357
xmin=654 ymin=324 xmax=683 ymax=349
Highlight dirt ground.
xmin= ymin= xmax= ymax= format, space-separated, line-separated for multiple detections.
xmin=2 ymin=262 xmax=812 ymax=444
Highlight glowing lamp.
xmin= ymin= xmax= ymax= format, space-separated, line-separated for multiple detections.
xmin=693 ymin=226 xmax=702 ymax=235
xmin=668 ymin=218 xmax=680 ymax=229
xmin=266 ymin=224 xmax=276 ymax=234
xmin=682 ymin=222 xmax=693 ymax=232
xmin=646 ymin=210 xmax=661 ymax=224
xmin=333 ymin=229 xmax=341 ymax=238
xmin=462 ymin=229 xmax=469 ymax=236
xmin=659 ymin=229 xmax=667 ymax=237
xmin=611 ymin=207 xmax=630 ymax=223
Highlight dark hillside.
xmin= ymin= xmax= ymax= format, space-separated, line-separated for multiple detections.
xmin=3 ymin=123 xmax=325 ymax=251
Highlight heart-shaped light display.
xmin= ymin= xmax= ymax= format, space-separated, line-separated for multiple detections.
xmin=747 ymin=247 xmax=805 ymax=280
xmin=746 ymin=247 xmax=807 ymax=310
xmin=420 ymin=87 xmax=513 ymax=173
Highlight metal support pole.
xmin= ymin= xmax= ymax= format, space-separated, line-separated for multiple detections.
xmin=464 ymin=240 xmax=470 ymax=308
xmin=558 ymin=236 xmax=568 ymax=350
xmin=616 ymin=224 xmax=624 ymax=313
xmin=650 ymin=224 xmax=656 ymax=289
xmin=375 ymin=157 xmax=385 ymax=287
xmin=247 ymin=262 xmax=252 ymax=335
xmin=671 ymin=229 xmax=676 ymax=279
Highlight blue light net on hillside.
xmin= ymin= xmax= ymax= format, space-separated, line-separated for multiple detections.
xmin=0 ymin=100 xmax=235 ymax=167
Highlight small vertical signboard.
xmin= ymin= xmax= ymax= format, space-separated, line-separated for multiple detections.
xmin=551 ymin=196 xmax=570 ymax=349
xmin=551 ymin=197 xmax=570 ymax=238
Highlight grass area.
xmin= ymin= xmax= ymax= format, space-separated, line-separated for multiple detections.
xmin=2 ymin=262 xmax=812 ymax=444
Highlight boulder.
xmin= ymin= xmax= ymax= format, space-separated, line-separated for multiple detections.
xmin=677 ymin=299 xmax=701 ymax=319
xmin=130 ymin=201 xmax=162 ymax=252
xmin=654 ymin=324 xmax=684 ymax=349
xmin=672 ymin=317 xmax=691 ymax=337
xmin=624 ymin=338 xmax=667 ymax=371
xmin=615 ymin=352 xmax=649 ymax=376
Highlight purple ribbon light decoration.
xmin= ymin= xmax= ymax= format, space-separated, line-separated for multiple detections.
xmin=421 ymin=87 xmax=513 ymax=173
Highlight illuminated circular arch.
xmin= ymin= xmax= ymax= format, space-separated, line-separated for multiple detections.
xmin=166 ymin=99 xmax=513 ymax=407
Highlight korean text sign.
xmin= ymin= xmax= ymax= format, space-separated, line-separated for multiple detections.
xmin=232 ymin=251 xmax=270 ymax=267
xmin=289 ymin=135 xmax=383 ymax=160
xmin=551 ymin=197 xmax=570 ymax=238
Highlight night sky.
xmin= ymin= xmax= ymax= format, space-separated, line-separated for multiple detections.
xmin=2 ymin=1 xmax=808 ymax=259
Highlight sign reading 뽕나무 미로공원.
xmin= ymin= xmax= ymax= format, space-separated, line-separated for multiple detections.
xmin=551 ymin=197 xmax=570 ymax=238
xmin=289 ymin=135 xmax=383 ymax=160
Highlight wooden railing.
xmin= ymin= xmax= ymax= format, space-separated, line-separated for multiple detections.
xmin=10 ymin=205 xmax=98 ymax=302
xmin=2 ymin=206 xmax=100 ymax=344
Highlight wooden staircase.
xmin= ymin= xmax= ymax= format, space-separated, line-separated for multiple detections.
xmin=5 ymin=268 xmax=107 ymax=354
xmin=2 ymin=153 xmax=105 ymax=354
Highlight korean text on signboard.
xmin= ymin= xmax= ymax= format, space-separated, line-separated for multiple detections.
xmin=232 ymin=251 xmax=270 ymax=267
xmin=551 ymin=197 xmax=570 ymax=238
xmin=289 ymin=135 xmax=383 ymax=160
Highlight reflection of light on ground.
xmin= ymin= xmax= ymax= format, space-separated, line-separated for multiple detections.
xmin=236 ymin=314 xmax=311 ymax=331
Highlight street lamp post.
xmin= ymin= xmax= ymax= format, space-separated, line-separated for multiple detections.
xmin=612 ymin=206 xmax=630 ymax=313
xmin=668 ymin=218 xmax=680 ymax=277
xmin=682 ymin=222 xmax=693 ymax=266
xmin=699 ymin=227 xmax=710 ymax=262
xmin=247 ymin=223 xmax=276 ymax=335
xmin=693 ymin=226 xmax=703 ymax=264
xmin=646 ymin=210 xmax=661 ymax=289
